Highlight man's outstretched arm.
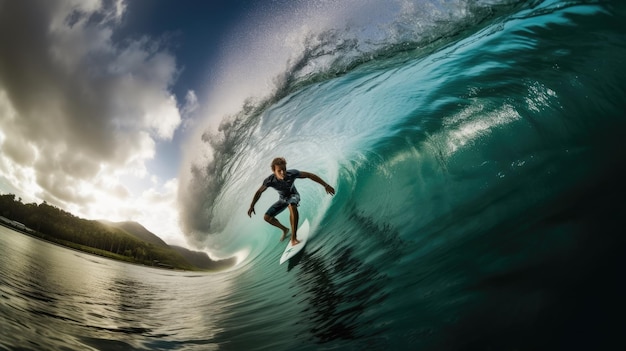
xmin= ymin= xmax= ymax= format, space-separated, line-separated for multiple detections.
xmin=248 ymin=185 xmax=267 ymax=217
xmin=299 ymin=171 xmax=335 ymax=195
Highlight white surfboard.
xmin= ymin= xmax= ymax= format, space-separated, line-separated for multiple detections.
xmin=279 ymin=219 xmax=310 ymax=265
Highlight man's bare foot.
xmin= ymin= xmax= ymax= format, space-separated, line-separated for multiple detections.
xmin=280 ymin=228 xmax=289 ymax=242
xmin=290 ymin=238 xmax=300 ymax=246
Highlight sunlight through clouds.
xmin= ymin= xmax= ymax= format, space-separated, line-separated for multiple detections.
xmin=0 ymin=0 xmax=188 ymax=245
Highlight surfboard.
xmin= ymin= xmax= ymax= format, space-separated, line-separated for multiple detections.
xmin=279 ymin=219 xmax=310 ymax=265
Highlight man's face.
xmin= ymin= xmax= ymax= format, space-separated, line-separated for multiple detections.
xmin=273 ymin=164 xmax=287 ymax=180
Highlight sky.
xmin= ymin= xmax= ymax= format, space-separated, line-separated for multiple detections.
xmin=0 ymin=0 xmax=265 ymax=246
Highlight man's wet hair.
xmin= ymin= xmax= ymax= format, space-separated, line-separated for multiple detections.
xmin=271 ymin=157 xmax=287 ymax=170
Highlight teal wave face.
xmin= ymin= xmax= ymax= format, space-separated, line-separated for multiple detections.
xmin=183 ymin=2 xmax=626 ymax=347
xmin=202 ymin=0 xmax=623 ymax=255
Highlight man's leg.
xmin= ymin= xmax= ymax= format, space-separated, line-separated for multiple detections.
xmin=264 ymin=214 xmax=290 ymax=241
xmin=288 ymin=204 xmax=300 ymax=245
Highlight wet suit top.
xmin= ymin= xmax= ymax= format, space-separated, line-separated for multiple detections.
xmin=263 ymin=169 xmax=301 ymax=199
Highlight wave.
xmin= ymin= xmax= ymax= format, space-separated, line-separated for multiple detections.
xmin=178 ymin=0 xmax=626 ymax=269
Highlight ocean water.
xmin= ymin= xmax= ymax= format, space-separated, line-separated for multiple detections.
xmin=3 ymin=0 xmax=626 ymax=350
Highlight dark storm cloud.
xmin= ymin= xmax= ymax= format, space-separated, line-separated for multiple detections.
xmin=0 ymin=0 xmax=182 ymax=207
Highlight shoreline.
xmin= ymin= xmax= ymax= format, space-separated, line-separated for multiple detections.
xmin=0 ymin=221 xmax=199 ymax=272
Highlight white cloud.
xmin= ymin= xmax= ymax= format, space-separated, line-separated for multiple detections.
xmin=181 ymin=90 xmax=199 ymax=125
xmin=0 ymin=0 xmax=185 ymax=243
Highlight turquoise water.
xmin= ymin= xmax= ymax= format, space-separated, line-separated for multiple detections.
xmin=3 ymin=0 xmax=626 ymax=349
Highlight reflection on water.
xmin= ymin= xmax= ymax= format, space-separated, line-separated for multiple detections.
xmin=294 ymin=246 xmax=390 ymax=345
xmin=0 ymin=226 xmax=231 ymax=351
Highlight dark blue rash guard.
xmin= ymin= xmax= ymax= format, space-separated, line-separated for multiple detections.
xmin=262 ymin=169 xmax=301 ymax=198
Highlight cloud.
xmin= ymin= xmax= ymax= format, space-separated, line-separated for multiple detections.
xmin=0 ymin=1 xmax=183 ymax=225
xmin=181 ymin=90 xmax=199 ymax=125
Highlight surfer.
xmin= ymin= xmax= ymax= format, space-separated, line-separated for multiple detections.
xmin=247 ymin=157 xmax=335 ymax=245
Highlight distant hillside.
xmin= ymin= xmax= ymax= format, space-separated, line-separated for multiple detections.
xmin=101 ymin=221 xmax=169 ymax=247
xmin=171 ymin=245 xmax=237 ymax=271
xmin=105 ymin=220 xmax=236 ymax=271
xmin=1 ymin=192 xmax=237 ymax=271
xmin=0 ymin=194 xmax=195 ymax=270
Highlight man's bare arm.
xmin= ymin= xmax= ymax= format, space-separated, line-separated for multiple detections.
xmin=248 ymin=185 xmax=267 ymax=217
xmin=300 ymin=171 xmax=335 ymax=195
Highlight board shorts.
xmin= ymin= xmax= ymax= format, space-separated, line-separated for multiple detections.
xmin=265 ymin=193 xmax=300 ymax=217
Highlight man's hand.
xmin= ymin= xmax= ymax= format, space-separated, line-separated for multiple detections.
xmin=325 ymin=184 xmax=335 ymax=196
xmin=248 ymin=185 xmax=266 ymax=218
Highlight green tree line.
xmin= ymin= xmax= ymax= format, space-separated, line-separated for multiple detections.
xmin=0 ymin=193 xmax=195 ymax=270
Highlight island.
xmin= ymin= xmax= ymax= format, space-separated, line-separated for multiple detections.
xmin=0 ymin=193 xmax=235 ymax=271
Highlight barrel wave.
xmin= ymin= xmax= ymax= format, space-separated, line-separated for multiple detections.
xmin=175 ymin=0 xmax=626 ymax=349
